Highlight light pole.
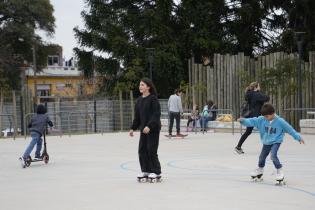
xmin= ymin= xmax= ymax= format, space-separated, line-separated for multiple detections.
xmin=32 ymin=45 xmax=38 ymax=105
xmin=146 ymin=48 xmax=155 ymax=80
xmin=294 ymin=31 xmax=305 ymax=122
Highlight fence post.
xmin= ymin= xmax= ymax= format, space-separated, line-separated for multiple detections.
xmin=119 ymin=90 xmax=123 ymax=131
xmin=12 ymin=91 xmax=17 ymax=140
xmin=130 ymin=90 xmax=134 ymax=122
xmin=94 ymin=100 xmax=97 ymax=133
xmin=85 ymin=101 xmax=88 ymax=134
xmin=0 ymin=91 xmax=3 ymax=135
xmin=185 ymin=86 xmax=189 ymax=110
xmin=20 ymin=95 xmax=24 ymax=135
xmin=192 ymin=86 xmax=196 ymax=106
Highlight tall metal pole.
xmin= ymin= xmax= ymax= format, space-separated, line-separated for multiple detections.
xmin=297 ymin=40 xmax=303 ymax=120
xmin=92 ymin=53 xmax=97 ymax=133
xmin=146 ymin=48 xmax=154 ymax=80
xmin=32 ymin=45 xmax=38 ymax=105
xmin=149 ymin=59 xmax=152 ymax=80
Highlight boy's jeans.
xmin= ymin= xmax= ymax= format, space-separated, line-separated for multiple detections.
xmin=258 ymin=143 xmax=282 ymax=169
xmin=23 ymin=132 xmax=43 ymax=159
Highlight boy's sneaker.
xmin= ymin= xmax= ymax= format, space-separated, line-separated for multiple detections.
xmin=34 ymin=156 xmax=42 ymax=160
xmin=235 ymin=147 xmax=244 ymax=154
xmin=251 ymin=167 xmax=264 ymax=176
xmin=276 ymin=168 xmax=284 ymax=181
xmin=251 ymin=167 xmax=264 ymax=181
xmin=19 ymin=157 xmax=26 ymax=168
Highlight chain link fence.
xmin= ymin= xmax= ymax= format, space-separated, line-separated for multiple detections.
xmin=1 ymin=91 xmax=315 ymax=139
xmin=0 ymin=92 xmax=170 ymax=138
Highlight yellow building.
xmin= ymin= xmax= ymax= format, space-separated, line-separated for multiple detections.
xmin=25 ymin=58 xmax=96 ymax=102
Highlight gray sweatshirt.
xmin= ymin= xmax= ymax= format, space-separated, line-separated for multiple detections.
xmin=28 ymin=114 xmax=53 ymax=136
xmin=168 ymin=94 xmax=183 ymax=113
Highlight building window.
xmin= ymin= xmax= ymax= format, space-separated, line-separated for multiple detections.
xmin=47 ymin=56 xmax=59 ymax=66
xmin=37 ymin=90 xmax=50 ymax=97
xmin=56 ymin=83 xmax=65 ymax=91
xmin=65 ymin=83 xmax=73 ymax=88
xmin=36 ymin=84 xmax=51 ymax=97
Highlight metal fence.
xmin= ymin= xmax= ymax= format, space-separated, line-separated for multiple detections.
xmin=0 ymin=96 xmax=170 ymax=138
xmin=1 ymin=93 xmax=314 ymax=139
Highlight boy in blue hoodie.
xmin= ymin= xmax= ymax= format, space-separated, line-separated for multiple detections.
xmin=239 ymin=103 xmax=305 ymax=183
xmin=19 ymin=104 xmax=53 ymax=168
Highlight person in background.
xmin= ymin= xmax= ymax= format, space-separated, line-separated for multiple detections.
xmin=187 ymin=105 xmax=200 ymax=131
xmin=235 ymin=82 xmax=269 ymax=154
xmin=168 ymin=89 xmax=185 ymax=137
xmin=200 ymin=100 xmax=217 ymax=132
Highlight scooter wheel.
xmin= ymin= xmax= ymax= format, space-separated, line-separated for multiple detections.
xmin=43 ymin=155 xmax=49 ymax=164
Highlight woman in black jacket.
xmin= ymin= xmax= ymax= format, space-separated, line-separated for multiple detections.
xmin=235 ymin=82 xmax=270 ymax=154
xmin=129 ymin=78 xmax=162 ymax=182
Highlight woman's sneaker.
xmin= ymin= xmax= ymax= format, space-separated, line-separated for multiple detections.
xmin=235 ymin=147 xmax=244 ymax=154
xmin=148 ymin=173 xmax=162 ymax=183
xmin=137 ymin=172 xmax=149 ymax=183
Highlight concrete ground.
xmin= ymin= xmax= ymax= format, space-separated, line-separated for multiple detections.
xmin=0 ymin=132 xmax=314 ymax=210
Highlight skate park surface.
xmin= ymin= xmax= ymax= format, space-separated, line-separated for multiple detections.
xmin=0 ymin=132 xmax=314 ymax=210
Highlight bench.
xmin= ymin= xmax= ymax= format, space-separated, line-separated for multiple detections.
xmin=160 ymin=118 xmax=243 ymax=133
xmin=299 ymin=112 xmax=315 ymax=134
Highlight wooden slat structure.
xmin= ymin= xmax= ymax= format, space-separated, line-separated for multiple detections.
xmin=188 ymin=52 xmax=315 ymax=128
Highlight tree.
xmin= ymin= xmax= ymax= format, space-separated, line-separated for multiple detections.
xmin=0 ymin=0 xmax=55 ymax=90
xmin=75 ymin=0 xmax=188 ymax=97
xmin=264 ymin=0 xmax=315 ymax=54
xmin=176 ymin=0 xmax=229 ymax=61
xmin=75 ymin=0 xmax=315 ymax=98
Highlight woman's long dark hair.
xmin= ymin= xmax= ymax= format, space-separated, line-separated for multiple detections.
xmin=140 ymin=78 xmax=158 ymax=96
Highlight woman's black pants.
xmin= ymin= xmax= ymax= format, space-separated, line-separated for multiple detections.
xmin=236 ymin=127 xmax=254 ymax=148
xmin=138 ymin=132 xmax=161 ymax=175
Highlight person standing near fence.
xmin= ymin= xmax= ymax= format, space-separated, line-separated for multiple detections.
xmin=235 ymin=82 xmax=270 ymax=154
xmin=168 ymin=89 xmax=185 ymax=137
xmin=129 ymin=78 xmax=162 ymax=182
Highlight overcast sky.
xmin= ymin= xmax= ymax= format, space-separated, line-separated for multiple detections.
xmin=40 ymin=0 xmax=85 ymax=59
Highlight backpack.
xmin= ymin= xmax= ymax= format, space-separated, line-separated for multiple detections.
xmin=202 ymin=106 xmax=209 ymax=117
xmin=202 ymin=105 xmax=215 ymax=118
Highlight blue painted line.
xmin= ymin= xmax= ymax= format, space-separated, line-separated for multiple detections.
xmin=120 ymin=161 xmax=138 ymax=172
xmin=236 ymin=180 xmax=315 ymax=197
xmin=167 ymin=158 xmax=315 ymax=198
xmin=120 ymin=158 xmax=315 ymax=199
